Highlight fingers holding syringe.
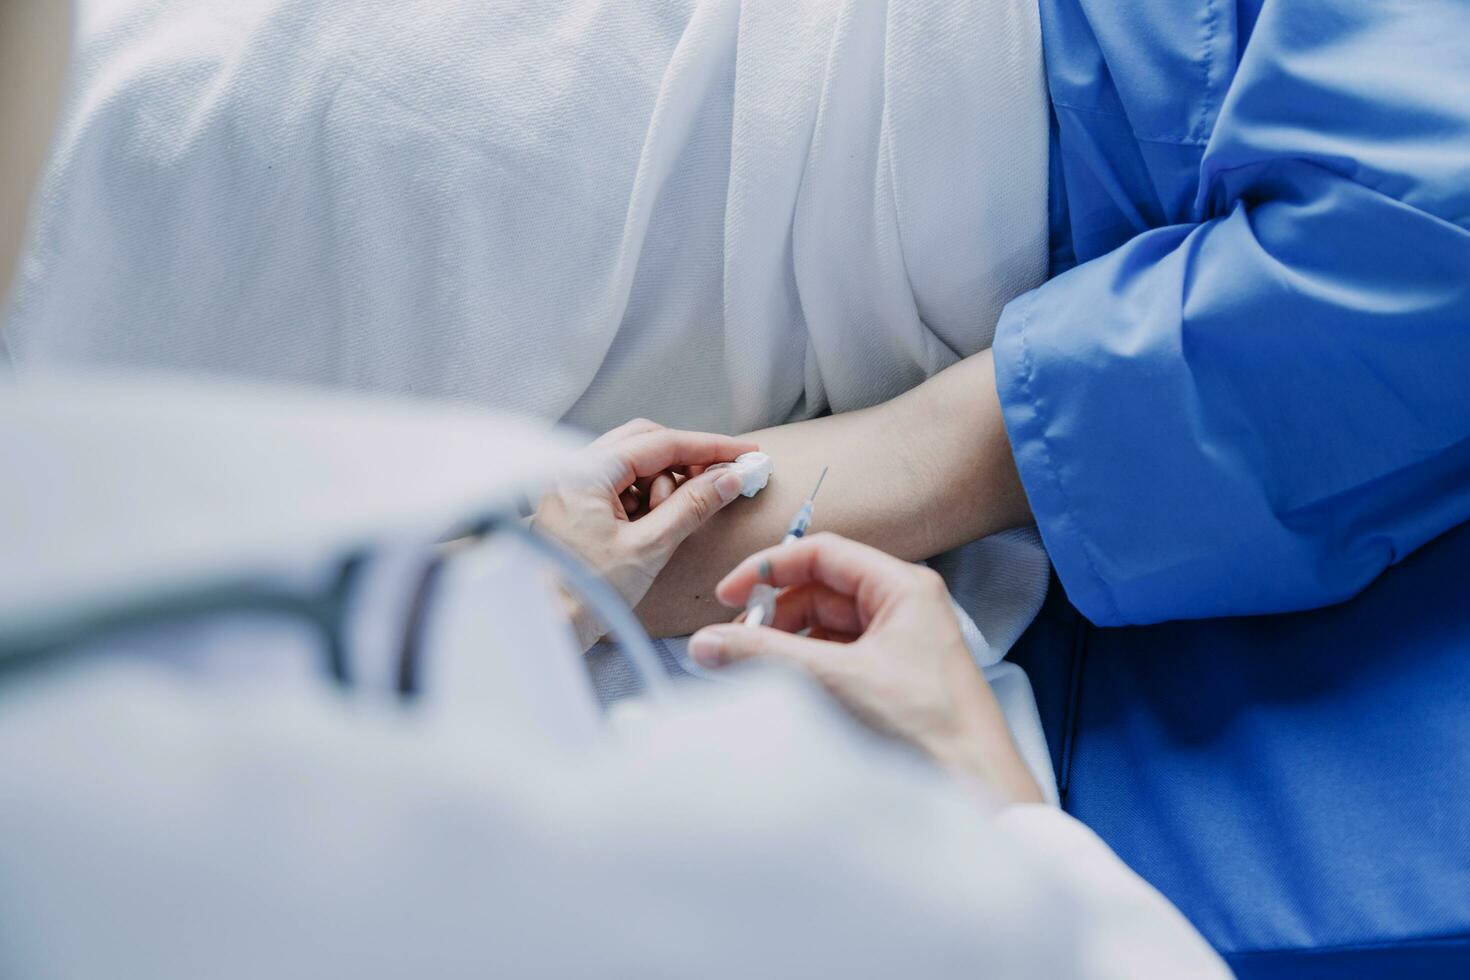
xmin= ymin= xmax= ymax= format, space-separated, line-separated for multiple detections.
xmin=715 ymin=533 xmax=921 ymax=612
xmin=761 ymin=583 xmax=865 ymax=639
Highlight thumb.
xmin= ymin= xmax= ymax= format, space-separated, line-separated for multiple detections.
xmin=689 ymin=622 xmax=835 ymax=673
xmin=637 ymin=469 xmax=745 ymax=554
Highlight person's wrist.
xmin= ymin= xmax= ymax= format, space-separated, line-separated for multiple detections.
xmin=931 ymin=735 xmax=1046 ymax=805
xmin=921 ymin=679 xmax=1046 ymax=805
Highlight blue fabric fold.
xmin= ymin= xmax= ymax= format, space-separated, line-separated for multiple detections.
xmin=1002 ymin=0 xmax=1470 ymax=625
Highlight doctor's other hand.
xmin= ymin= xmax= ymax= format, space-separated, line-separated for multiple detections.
xmin=689 ymin=533 xmax=1044 ymax=805
xmin=531 ymin=419 xmax=758 ymax=649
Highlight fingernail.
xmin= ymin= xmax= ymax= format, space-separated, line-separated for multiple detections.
xmin=690 ymin=631 xmax=725 ymax=668
xmin=713 ymin=471 xmax=744 ymax=505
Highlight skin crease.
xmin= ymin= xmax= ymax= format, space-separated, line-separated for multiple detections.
xmin=637 ymin=348 xmax=1034 ymax=638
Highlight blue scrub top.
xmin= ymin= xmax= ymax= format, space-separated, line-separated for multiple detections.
xmin=995 ymin=0 xmax=1470 ymax=626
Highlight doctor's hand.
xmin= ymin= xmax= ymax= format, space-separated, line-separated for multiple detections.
xmin=689 ymin=533 xmax=1043 ymax=805
xmin=531 ymin=419 xmax=758 ymax=649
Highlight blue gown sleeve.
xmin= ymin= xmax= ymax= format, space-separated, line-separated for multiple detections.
xmin=994 ymin=2 xmax=1470 ymax=626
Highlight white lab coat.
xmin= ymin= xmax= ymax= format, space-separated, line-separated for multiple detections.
xmin=0 ymin=626 xmax=1228 ymax=980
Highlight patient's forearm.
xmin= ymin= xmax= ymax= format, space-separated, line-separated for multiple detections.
xmin=637 ymin=349 xmax=1033 ymax=638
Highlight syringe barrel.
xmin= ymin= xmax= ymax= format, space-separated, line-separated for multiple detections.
xmin=744 ymin=582 xmax=780 ymax=628
xmin=784 ymin=502 xmax=815 ymax=541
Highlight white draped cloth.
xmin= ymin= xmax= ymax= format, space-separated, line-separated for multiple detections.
xmin=5 ymin=0 xmax=1054 ymax=759
xmin=8 ymin=0 xmax=1048 ymax=429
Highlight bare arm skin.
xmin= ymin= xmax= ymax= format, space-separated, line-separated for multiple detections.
xmin=637 ymin=348 xmax=1034 ymax=638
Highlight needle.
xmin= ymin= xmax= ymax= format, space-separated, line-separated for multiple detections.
xmin=807 ymin=466 xmax=829 ymax=504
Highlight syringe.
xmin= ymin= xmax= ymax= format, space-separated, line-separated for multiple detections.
xmin=743 ymin=467 xmax=828 ymax=628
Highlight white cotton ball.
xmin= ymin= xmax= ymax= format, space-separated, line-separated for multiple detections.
xmin=712 ymin=451 xmax=774 ymax=497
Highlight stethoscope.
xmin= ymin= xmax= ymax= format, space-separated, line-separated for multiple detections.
xmin=0 ymin=512 xmax=674 ymax=706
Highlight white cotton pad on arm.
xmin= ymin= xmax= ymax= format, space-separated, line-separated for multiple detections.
xmin=711 ymin=451 xmax=773 ymax=497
